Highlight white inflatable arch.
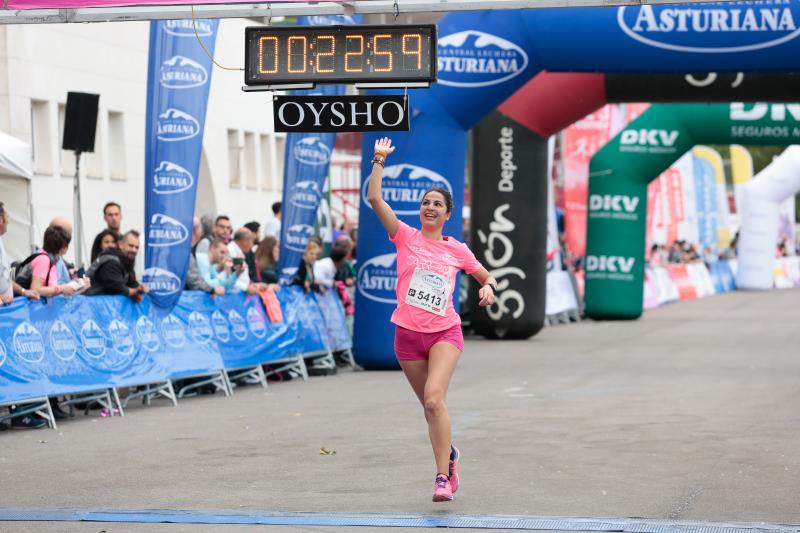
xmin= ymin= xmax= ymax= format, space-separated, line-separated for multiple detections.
xmin=737 ymin=146 xmax=800 ymax=290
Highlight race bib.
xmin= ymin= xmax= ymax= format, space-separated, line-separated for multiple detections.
xmin=405 ymin=268 xmax=450 ymax=316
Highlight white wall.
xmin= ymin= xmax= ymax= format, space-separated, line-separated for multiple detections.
xmin=3 ymin=18 xmax=283 ymax=265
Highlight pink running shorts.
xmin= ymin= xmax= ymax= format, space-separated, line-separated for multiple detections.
xmin=394 ymin=324 xmax=464 ymax=362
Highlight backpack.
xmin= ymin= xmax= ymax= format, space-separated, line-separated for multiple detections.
xmin=14 ymin=251 xmax=58 ymax=290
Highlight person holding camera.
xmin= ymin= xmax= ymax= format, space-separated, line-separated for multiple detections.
xmin=196 ymin=239 xmax=238 ymax=293
xmin=228 ymin=227 xmax=261 ymax=295
xmin=367 ymin=137 xmax=498 ymax=503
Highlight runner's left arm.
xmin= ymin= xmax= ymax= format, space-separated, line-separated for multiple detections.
xmin=470 ymin=267 xmax=497 ymax=307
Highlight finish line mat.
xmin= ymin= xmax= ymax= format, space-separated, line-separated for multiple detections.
xmin=0 ymin=509 xmax=799 ymax=531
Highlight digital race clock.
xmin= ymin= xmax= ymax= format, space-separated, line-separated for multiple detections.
xmin=244 ymin=25 xmax=437 ymax=86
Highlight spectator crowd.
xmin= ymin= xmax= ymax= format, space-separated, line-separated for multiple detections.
xmin=0 ymin=199 xmax=358 ymax=430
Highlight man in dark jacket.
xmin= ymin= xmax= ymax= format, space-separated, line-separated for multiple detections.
xmin=85 ymin=230 xmax=149 ymax=302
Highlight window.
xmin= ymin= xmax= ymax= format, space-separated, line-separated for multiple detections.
xmin=108 ymin=111 xmax=126 ymax=180
xmin=86 ymin=111 xmax=105 ymax=179
xmin=259 ymin=134 xmax=273 ymax=190
xmin=228 ymin=129 xmax=242 ymax=187
xmin=30 ymin=100 xmax=53 ymax=175
xmin=275 ymin=135 xmax=286 ymax=191
xmin=244 ymin=131 xmax=257 ymax=190
xmin=58 ymin=103 xmax=76 ymax=177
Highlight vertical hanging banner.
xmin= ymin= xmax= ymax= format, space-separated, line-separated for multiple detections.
xmin=692 ymin=152 xmax=719 ymax=255
xmin=143 ymin=19 xmax=218 ymax=309
xmin=277 ymin=85 xmax=343 ymax=283
xmin=277 ymin=15 xmax=360 ymax=283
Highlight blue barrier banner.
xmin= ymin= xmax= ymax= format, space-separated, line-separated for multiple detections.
xmin=710 ymin=260 xmax=737 ymax=293
xmin=316 ymin=290 xmax=352 ymax=352
xmin=277 ymin=84 xmax=342 ymax=283
xmin=693 ymin=155 xmax=718 ymax=256
xmin=0 ymin=298 xmax=50 ymax=403
xmin=279 ymin=286 xmax=328 ymax=355
xmin=0 ymin=288 xmax=351 ymax=404
xmin=276 ymin=15 xmax=359 ymax=283
xmin=212 ymin=292 xmax=296 ymax=368
xmin=166 ymin=292 xmax=226 ymax=379
xmin=143 ymin=19 xmax=219 ymax=309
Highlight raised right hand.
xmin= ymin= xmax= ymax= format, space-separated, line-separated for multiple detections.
xmin=374 ymin=137 xmax=396 ymax=158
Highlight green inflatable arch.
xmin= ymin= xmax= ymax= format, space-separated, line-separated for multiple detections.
xmin=585 ymin=103 xmax=800 ymax=320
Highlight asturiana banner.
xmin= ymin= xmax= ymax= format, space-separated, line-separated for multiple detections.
xmin=143 ymin=19 xmax=218 ymax=309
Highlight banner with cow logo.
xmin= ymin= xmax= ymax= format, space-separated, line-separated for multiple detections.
xmin=143 ymin=18 xmax=219 ymax=309
xmin=277 ymin=84 xmax=344 ymax=283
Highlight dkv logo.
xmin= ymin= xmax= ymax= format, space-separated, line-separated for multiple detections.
xmin=13 ymin=322 xmax=45 ymax=363
xmin=362 ymin=164 xmax=453 ymax=216
xmin=289 ymin=180 xmax=323 ymax=210
xmin=619 ymin=129 xmax=679 ymax=154
xmin=284 ymin=224 xmax=314 ymax=253
xmin=49 ymin=321 xmax=77 ymax=361
xmin=160 ymin=55 xmax=209 ymax=89
xmin=81 ymin=320 xmax=106 ymax=358
xmin=163 ymin=19 xmax=213 ymax=37
xmin=437 ymin=30 xmax=528 ymax=88
xmin=357 ymin=253 xmax=397 ymax=304
xmin=157 ymin=108 xmax=200 ymax=142
xmin=153 ymin=161 xmax=194 ymax=195
xmin=143 ymin=267 xmax=183 ymax=295
xmin=730 ymin=102 xmax=800 ymax=121
xmin=293 ymin=137 xmax=332 ymax=166
xmin=589 ymin=194 xmax=641 ymax=221
xmin=147 ymin=214 xmax=189 ymax=248
xmin=586 ymin=255 xmax=636 ymax=281
xmin=618 ymin=2 xmax=800 ymax=53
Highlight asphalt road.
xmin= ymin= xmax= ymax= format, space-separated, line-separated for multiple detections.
xmin=1 ymin=289 xmax=798 ymax=532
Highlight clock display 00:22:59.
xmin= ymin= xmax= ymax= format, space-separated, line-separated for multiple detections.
xmin=244 ymin=25 xmax=437 ymax=85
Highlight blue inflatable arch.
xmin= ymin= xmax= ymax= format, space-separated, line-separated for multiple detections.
xmin=354 ymin=2 xmax=800 ymax=369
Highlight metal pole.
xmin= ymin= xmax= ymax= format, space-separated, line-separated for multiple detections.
xmin=74 ymin=151 xmax=83 ymax=269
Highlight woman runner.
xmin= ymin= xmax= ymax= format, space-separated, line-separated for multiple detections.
xmin=367 ymin=137 xmax=498 ymax=502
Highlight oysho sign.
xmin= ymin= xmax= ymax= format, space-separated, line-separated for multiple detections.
xmin=437 ymin=30 xmax=528 ymax=88
xmin=361 ymin=163 xmax=453 ymax=216
xmin=618 ymin=2 xmax=800 ymax=53
xmin=274 ymin=95 xmax=409 ymax=133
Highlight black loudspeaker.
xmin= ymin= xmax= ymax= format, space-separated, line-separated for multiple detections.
xmin=62 ymin=92 xmax=99 ymax=153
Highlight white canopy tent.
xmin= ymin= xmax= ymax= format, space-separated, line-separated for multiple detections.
xmin=0 ymin=130 xmax=35 ymax=262
xmin=737 ymin=146 xmax=800 ymax=290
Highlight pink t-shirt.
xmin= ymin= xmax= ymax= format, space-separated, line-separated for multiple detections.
xmin=389 ymin=221 xmax=481 ymax=333
xmin=31 ymin=253 xmax=58 ymax=287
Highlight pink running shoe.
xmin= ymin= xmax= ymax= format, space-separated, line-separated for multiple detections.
xmin=449 ymin=445 xmax=460 ymax=493
xmin=432 ymin=474 xmax=453 ymax=502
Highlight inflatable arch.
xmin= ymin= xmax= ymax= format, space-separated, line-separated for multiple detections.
xmin=737 ymin=145 xmax=800 ymax=289
xmin=354 ymin=3 xmax=800 ymax=368
xmin=585 ymin=103 xmax=800 ymax=320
